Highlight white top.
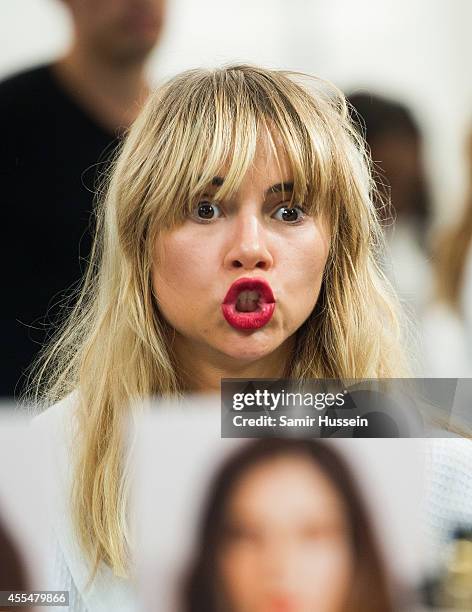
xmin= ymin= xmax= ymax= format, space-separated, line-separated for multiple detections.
xmin=32 ymin=394 xmax=138 ymax=612
xmin=423 ymin=436 xmax=472 ymax=572
xmin=386 ymin=220 xmax=433 ymax=318
xmin=421 ymin=242 xmax=472 ymax=377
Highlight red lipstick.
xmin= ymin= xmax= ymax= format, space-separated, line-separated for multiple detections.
xmin=264 ymin=595 xmax=299 ymax=612
xmin=221 ymin=277 xmax=276 ymax=331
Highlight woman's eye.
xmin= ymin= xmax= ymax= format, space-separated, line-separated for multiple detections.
xmin=272 ymin=204 xmax=306 ymax=223
xmin=193 ymin=200 xmax=222 ymax=222
xmin=224 ymin=526 xmax=260 ymax=544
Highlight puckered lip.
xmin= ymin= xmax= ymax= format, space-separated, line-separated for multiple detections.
xmin=222 ymin=276 xmax=275 ymax=305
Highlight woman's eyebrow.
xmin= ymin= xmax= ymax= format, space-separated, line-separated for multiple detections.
xmin=266 ymin=182 xmax=294 ymax=197
xmin=211 ymin=176 xmax=293 ymax=195
xmin=209 ymin=177 xmax=294 ymax=196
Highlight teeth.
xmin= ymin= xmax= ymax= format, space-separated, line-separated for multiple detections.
xmin=236 ymin=290 xmax=260 ymax=312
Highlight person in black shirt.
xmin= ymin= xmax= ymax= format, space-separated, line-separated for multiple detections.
xmin=1 ymin=0 xmax=166 ymax=397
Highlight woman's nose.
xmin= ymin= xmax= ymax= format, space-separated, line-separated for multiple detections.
xmin=259 ymin=541 xmax=299 ymax=588
xmin=223 ymin=213 xmax=274 ymax=271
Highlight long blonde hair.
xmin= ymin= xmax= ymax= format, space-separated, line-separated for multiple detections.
xmin=28 ymin=64 xmax=408 ymax=579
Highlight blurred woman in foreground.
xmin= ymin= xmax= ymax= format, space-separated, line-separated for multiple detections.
xmin=183 ymin=438 xmax=396 ymax=612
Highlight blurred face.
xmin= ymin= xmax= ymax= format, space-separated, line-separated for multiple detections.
xmin=65 ymin=0 xmax=165 ymax=63
xmin=218 ymin=455 xmax=354 ymax=612
xmin=152 ymin=132 xmax=330 ymax=368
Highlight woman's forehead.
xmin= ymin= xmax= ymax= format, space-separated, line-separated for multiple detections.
xmin=202 ymin=128 xmax=294 ymax=196
xmin=248 ymin=131 xmax=292 ymax=178
xmin=209 ymin=156 xmax=292 ymax=189
xmin=226 ymin=455 xmax=347 ymax=522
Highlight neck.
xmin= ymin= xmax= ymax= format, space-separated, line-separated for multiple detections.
xmin=173 ymin=335 xmax=296 ymax=394
xmin=54 ymin=39 xmax=150 ymax=133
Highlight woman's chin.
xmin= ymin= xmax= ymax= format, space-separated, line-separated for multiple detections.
xmin=218 ymin=335 xmax=281 ymax=365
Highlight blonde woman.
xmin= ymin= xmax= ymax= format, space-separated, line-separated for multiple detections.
xmin=29 ymin=64 xmax=416 ymax=611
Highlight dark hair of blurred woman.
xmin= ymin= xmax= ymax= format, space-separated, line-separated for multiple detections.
xmin=0 ymin=514 xmax=31 ymax=611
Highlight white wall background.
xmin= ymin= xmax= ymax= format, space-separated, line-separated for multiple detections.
xmin=2 ymin=0 xmax=472 ymax=222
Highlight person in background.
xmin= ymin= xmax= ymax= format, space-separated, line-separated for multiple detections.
xmin=182 ymin=438 xmax=397 ymax=612
xmin=348 ymin=93 xmax=433 ymax=324
xmin=0 ymin=0 xmax=166 ymax=398
xmin=422 ymin=128 xmax=472 ymax=376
